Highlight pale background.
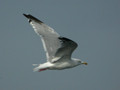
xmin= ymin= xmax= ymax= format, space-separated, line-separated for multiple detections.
xmin=0 ymin=0 xmax=120 ymax=90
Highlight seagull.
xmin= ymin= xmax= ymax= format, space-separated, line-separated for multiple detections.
xmin=23 ymin=14 xmax=87 ymax=72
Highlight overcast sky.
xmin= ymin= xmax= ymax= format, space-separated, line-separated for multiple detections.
xmin=0 ymin=0 xmax=120 ymax=90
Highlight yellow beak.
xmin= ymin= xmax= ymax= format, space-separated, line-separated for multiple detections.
xmin=82 ymin=62 xmax=88 ymax=65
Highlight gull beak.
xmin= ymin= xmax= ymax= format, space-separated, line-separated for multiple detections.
xmin=82 ymin=62 xmax=88 ymax=65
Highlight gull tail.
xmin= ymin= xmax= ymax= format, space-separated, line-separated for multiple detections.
xmin=32 ymin=64 xmax=39 ymax=72
xmin=32 ymin=64 xmax=48 ymax=72
xmin=33 ymin=67 xmax=40 ymax=72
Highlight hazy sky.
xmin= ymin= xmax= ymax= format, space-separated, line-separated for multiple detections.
xmin=0 ymin=0 xmax=120 ymax=90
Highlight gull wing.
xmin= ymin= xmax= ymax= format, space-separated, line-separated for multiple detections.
xmin=23 ymin=14 xmax=78 ymax=63
xmin=53 ymin=37 xmax=78 ymax=62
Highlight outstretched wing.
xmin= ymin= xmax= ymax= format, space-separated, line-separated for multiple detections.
xmin=23 ymin=14 xmax=78 ymax=63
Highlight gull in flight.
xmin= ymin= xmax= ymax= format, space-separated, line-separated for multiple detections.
xmin=23 ymin=14 xmax=87 ymax=72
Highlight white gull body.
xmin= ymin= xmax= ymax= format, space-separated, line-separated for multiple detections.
xmin=23 ymin=14 xmax=87 ymax=72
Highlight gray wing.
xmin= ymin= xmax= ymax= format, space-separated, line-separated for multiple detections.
xmin=23 ymin=14 xmax=78 ymax=62
xmin=54 ymin=37 xmax=78 ymax=62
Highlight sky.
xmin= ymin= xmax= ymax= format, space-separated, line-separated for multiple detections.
xmin=0 ymin=0 xmax=120 ymax=90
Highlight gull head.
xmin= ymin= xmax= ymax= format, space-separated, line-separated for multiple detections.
xmin=73 ymin=58 xmax=88 ymax=65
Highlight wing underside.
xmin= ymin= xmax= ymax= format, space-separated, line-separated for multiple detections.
xmin=23 ymin=14 xmax=78 ymax=63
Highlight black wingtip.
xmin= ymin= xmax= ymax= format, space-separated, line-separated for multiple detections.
xmin=23 ymin=13 xmax=32 ymax=22
xmin=23 ymin=13 xmax=26 ymax=16
xmin=23 ymin=13 xmax=28 ymax=18
xmin=23 ymin=13 xmax=43 ymax=23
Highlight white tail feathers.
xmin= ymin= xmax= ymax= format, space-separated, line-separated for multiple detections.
xmin=33 ymin=67 xmax=39 ymax=72
xmin=32 ymin=64 xmax=39 ymax=72
xmin=32 ymin=62 xmax=50 ymax=72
